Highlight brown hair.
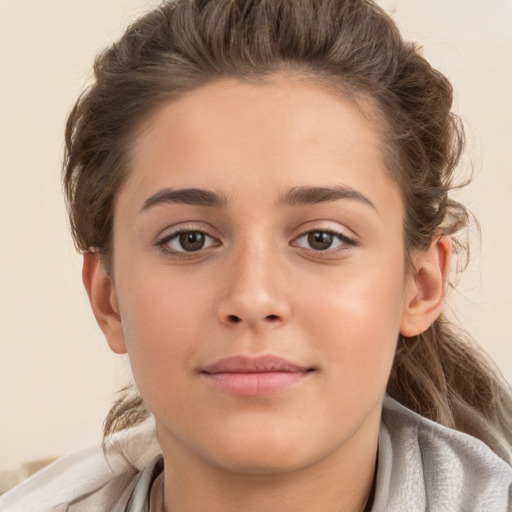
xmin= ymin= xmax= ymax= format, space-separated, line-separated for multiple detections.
xmin=63 ymin=0 xmax=511 ymax=462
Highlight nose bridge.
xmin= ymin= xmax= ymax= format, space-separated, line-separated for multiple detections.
xmin=217 ymin=232 xmax=290 ymax=328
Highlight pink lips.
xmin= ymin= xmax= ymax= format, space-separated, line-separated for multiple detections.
xmin=200 ymin=355 xmax=313 ymax=396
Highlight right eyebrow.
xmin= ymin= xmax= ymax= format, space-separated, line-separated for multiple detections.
xmin=141 ymin=187 xmax=228 ymax=212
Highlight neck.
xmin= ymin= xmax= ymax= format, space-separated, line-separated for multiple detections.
xmin=159 ymin=414 xmax=380 ymax=512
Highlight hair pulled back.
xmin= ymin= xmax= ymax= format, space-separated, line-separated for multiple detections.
xmin=63 ymin=0 xmax=512 ymax=462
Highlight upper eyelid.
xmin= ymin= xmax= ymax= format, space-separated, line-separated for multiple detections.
xmin=159 ymin=227 xmax=210 ymax=238
xmin=156 ymin=222 xmax=220 ymax=240
xmin=293 ymin=225 xmax=358 ymax=244
xmin=297 ymin=227 xmax=351 ymax=237
xmin=157 ymin=228 xmax=218 ymax=247
xmin=290 ymin=216 xmax=360 ymax=237
xmin=291 ymin=230 xmax=358 ymax=260
xmin=293 ymin=230 xmax=356 ymax=246
xmin=155 ymin=229 xmax=219 ymax=257
xmin=154 ymin=222 xmax=358 ymax=247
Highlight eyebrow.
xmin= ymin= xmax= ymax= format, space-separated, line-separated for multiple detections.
xmin=141 ymin=184 xmax=376 ymax=213
xmin=141 ymin=187 xmax=228 ymax=211
xmin=277 ymin=185 xmax=376 ymax=211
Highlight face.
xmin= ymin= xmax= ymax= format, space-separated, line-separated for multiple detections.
xmin=107 ymin=77 xmax=416 ymax=475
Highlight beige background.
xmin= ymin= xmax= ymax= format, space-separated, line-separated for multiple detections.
xmin=1 ymin=0 xmax=511 ymax=470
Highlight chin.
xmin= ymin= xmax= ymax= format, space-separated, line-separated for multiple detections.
xmin=194 ymin=422 xmax=337 ymax=476
xmin=209 ymin=446 xmax=316 ymax=476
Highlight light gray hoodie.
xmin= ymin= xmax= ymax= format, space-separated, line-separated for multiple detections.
xmin=1 ymin=397 xmax=510 ymax=511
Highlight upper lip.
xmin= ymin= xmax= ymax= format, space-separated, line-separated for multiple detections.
xmin=201 ymin=355 xmax=312 ymax=374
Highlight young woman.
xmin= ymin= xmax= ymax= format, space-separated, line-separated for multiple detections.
xmin=1 ymin=0 xmax=511 ymax=510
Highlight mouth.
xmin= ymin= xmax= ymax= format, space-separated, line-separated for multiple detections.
xmin=200 ymin=355 xmax=316 ymax=396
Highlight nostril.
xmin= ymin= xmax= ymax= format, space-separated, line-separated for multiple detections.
xmin=224 ymin=314 xmax=281 ymax=324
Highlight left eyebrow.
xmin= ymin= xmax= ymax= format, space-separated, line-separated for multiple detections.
xmin=141 ymin=187 xmax=228 ymax=212
xmin=277 ymin=185 xmax=377 ymax=211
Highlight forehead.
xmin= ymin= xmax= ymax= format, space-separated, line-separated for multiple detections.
xmin=134 ymin=76 xmax=381 ymax=149
xmin=119 ymin=76 xmax=401 ymax=218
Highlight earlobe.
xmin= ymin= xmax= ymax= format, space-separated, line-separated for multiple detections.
xmin=400 ymin=235 xmax=451 ymax=337
xmin=82 ymin=253 xmax=127 ymax=354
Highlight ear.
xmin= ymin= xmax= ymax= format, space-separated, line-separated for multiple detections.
xmin=400 ymin=235 xmax=451 ymax=337
xmin=82 ymin=253 xmax=127 ymax=354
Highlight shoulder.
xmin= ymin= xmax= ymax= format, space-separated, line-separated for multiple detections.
xmin=0 ymin=418 xmax=160 ymax=512
xmin=373 ymin=396 xmax=512 ymax=512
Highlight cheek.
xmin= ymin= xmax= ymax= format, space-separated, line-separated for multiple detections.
xmin=300 ymin=256 xmax=406 ymax=390
xmin=115 ymin=271 xmax=210 ymax=398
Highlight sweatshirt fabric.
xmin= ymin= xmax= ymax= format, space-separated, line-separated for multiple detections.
xmin=1 ymin=396 xmax=510 ymax=511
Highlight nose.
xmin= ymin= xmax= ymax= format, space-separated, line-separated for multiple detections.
xmin=216 ymin=241 xmax=292 ymax=330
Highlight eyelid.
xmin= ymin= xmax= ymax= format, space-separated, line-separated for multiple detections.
xmin=290 ymin=226 xmax=358 ymax=256
xmin=292 ymin=219 xmax=358 ymax=241
xmin=156 ymin=221 xmax=220 ymax=242
xmin=155 ymin=223 xmax=221 ymax=256
xmin=153 ymin=221 xmax=358 ymax=258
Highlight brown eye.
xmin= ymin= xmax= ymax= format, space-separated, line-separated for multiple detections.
xmin=293 ymin=229 xmax=355 ymax=254
xmin=307 ymin=231 xmax=334 ymax=251
xmin=157 ymin=230 xmax=217 ymax=254
xmin=178 ymin=232 xmax=206 ymax=251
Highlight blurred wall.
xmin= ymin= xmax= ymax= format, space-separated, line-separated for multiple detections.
xmin=1 ymin=0 xmax=511 ymax=470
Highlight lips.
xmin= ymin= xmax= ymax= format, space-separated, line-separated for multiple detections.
xmin=200 ymin=355 xmax=314 ymax=396
xmin=202 ymin=355 xmax=311 ymax=374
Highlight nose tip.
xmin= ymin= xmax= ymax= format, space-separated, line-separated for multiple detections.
xmin=219 ymin=293 xmax=290 ymax=328
xmin=216 ymin=256 xmax=291 ymax=329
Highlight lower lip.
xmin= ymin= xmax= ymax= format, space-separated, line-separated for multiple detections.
xmin=201 ymin=371 xmax=311 ymax=396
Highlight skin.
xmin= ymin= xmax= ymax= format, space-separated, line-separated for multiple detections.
xmin=84 ymin=76 xmax=450 ymax=512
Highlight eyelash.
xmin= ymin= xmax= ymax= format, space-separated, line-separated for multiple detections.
xmin=155 ymin=229 xmax=218 ymax=257
xmin=292 ymin=229 xmax=357 ymax=257
xmin=155 ymin=228 xmax=357 ymax=257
